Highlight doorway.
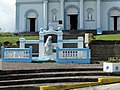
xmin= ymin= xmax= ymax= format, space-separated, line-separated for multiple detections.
xmin=113 ymin=16 xmax=118 ymax=31
xmin=70 ymin=15 xmax=78 ymax=30
xmin=29 ymin=18 xmax=36 ymax=32
xmin=27 ymin=18 xmax=36 ymax=32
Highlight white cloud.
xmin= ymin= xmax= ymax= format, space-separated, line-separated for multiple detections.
xmin=0 ymin=0 xmax=15 ymax=32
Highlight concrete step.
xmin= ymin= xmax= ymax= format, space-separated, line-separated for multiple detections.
xmin=0 ymin=68 xmax=103 ymax=75
xmin=0 ymin=71 xmax=120 ymax=81
xmin=0 ymin=76 xmax=118 ymax=86
xmin=0 ymin=63 xmax=115 ymax=87
xmin=0 ymin=82 xmax=90 ymax=89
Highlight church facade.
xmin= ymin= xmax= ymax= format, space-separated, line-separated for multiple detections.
xmin=16 ymin=0 xmax=120 ymax=33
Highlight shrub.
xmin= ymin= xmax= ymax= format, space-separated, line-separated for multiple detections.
xmin=3 ymin=41 xmax=12 ymax=46
xmin=104 ymin=57 xmax=120 ymax=63
xmin=0 ymin=42 xmax=2 ymax=46
xmin=0 ymin=32 xmax=13 ymax=36
xmin=16 ymin=41 xmax=20 ymax=46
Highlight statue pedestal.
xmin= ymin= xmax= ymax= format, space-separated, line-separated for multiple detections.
xmin=32 ymin=53 xmax=56 ymax=62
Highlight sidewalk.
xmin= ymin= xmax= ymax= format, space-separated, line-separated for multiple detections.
xmin=2 ymin=62 xmax=102 ymax=70
xmin=72 ymin=83 xmax=120 ymax=90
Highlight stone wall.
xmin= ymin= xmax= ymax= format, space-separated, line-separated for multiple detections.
xmin=90 ymin=45 xmax=120 ymax=61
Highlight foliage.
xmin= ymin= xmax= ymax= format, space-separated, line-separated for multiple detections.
xmin=88 ymin=33 xmax=95 ymax=42
xmin=3 ymin=41 xmax=12 ymax=46
xmin=104 ymin=57 xmax=120 ymax=63
xmin=0 ymin=32 xmax=13 ymax=36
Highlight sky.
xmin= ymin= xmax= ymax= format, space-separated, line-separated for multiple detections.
xmin=0 ymin=0 xmax=15 ymax=32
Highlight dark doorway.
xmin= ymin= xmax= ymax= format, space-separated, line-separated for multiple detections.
xmin=30 ymin=18 xmax=36 ymax=32
xmin=114 ymin=16 xmax=118 ymax=31
xmin=70 ymin=15 xmax=78 ymax=30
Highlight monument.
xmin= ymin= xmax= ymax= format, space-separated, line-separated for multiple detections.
xmin=19 ymin=22 xmax=91 ymax=64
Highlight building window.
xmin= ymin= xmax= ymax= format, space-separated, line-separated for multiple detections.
xmin=51 ymin=9 xmax=58 ymax=21
xmin=86 ymin=8 xmax=94 ymax=20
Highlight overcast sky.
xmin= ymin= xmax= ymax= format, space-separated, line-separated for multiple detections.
xmin=0 ymin=0 xmax=15 ymax=32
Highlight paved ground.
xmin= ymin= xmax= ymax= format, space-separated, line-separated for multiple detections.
xmin=2 ymin=62 xmax=102 ymax=70
xmin=72 ymin=83 xmax=120 ymax=90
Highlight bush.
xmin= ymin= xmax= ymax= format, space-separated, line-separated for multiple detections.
xmin=16 ymin=41 xmax=20 ymax=46
xmin=0 ymin=42 xmax=2 ymax=46
xmin=0 ymin=32 xmax=13 ymax=36
xmin=3 ymin=41 xmax=12 ymax=46
xmin=105 ymin=57 xmax=120 ymax=63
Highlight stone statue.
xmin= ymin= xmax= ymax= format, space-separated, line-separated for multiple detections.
xmin=88 ymin=13 xmax=92 ymax=20
xmin=44 ymin=36 xmax=53 ymax=55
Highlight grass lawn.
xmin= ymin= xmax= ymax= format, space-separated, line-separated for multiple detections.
xmin=0 ymin=36 xmax=39 ymax=45
xmin=1 ymin=34 xmax=120 ymax=45
xmin=94 ymin=34 xmax=120 ymax=40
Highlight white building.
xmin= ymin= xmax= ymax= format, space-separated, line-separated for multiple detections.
xmin=16 ymin=0 xmax=120 ymax=33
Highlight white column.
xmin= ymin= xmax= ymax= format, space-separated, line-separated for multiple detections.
xmin=19 ymin=38 xmax=25 ymax=48
xmin=43 ymin=0 xmax=48 ymax=30
xmin=97 ymin=0 xmax=101 ymax=29
xmin=16 ymin=3 xmax=20 ymax=33
xmin=59 ymin=0 xmax=64 ymax=29
xmin=39 ymin=33 xmax=44 ymax=57
xmin=78 ymin=37 xmax=83 ymax=48
xmin=85 ymin=33 xmax=89 ymax=47
xmin=79 ymin=0 xmax=84 ymax=29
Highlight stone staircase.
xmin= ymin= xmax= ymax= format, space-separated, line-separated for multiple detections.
xmin=0 ymin=67 xmax=120 ymax=89
xmin=18 ymin=32 xmax=39 ymax=36
xmin=63 ymin=30 xmax=96 ymax=39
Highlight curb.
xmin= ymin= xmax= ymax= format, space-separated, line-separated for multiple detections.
xmin=98 ymin=77 xmax=120 ymax=84
xmin=40 ymin=77 xmax=120 ymax=90
xmin=40 ymin=82 xmax=99 ymax=90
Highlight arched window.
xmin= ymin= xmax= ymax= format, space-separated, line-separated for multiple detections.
xmin=51 ymin=9 xmax=58 ymax=21
xmin=86 ymin=8 xmax=94 ymax=20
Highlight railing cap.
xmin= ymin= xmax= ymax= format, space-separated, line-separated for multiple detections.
xmin=19 ymin=38 xmax=25 ymax=41
xmin=78 ymin=37 xmax=83 ymax=40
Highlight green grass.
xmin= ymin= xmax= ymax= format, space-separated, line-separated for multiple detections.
xmin=1 ymin=34 xmax=120 ymax=45
xmin=95 ymin=34 xmax=120 ymax=40
xmin=0 ymin=36 xmax=39 ymax=45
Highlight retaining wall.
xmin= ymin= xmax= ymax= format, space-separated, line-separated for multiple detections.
xmin=91 ymin=45 xmax=120 ymax=61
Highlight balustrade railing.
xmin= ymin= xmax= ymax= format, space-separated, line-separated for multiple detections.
xmin=56 ymin=47 xmax=90 ymax=64
xmin=1 ymin=46 xmax=32 ymax=62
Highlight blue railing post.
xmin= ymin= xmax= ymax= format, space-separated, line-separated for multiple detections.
xmin=56 ymin=47 xmax=59 ymax=63
xmin=1 ymin=46 xmax=4 ymax=62
xmin=29 ymin=46 xmax=32 ymax=62
xmin=87 ymin=47 xmax=89 ymax=60
xmin=86 ymin=47 xmax=90 ymax=63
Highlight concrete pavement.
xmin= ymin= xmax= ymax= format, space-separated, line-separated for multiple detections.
xmin=72 ymin=83 xmax=120 ymax=90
